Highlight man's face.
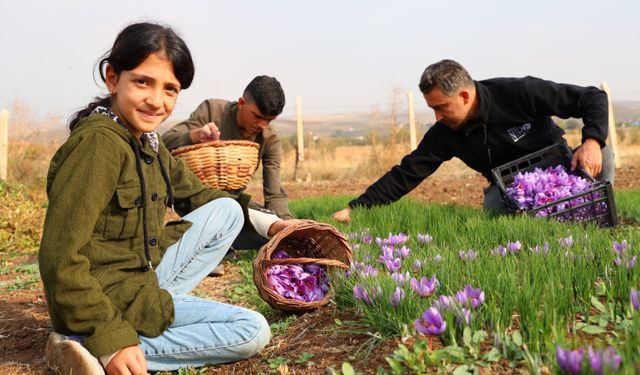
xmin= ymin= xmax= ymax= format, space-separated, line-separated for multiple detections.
xmin=236 ymin=97 xmax=278 ymax=136
xmin=424 ymin=87 xmax=471 ymax=131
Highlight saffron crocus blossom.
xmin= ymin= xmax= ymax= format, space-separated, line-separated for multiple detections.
xmin=415 ymin=307 xmax=446 ymax=336
xmin=434 ymin=295 xmax=454 ymax=312
xmin=376 ymin=232 xmax=409 ymax=247
xmin=459 ymin=249 xmax=476 ymax=261
xmin=612 ymin=240 xmax=628 ymax=256
xmin=361 ymin=235 xmax=372 ymax=245
xmin=559 ymin=235 xmax=574 ymax=248
xmin=417 ymin=233 xmax=433 ymax=245
xmin=353 ymin=285 xmax=373 ymax=305
xmin=352 ymin=244 xmax=360 ymax=251
xmin=391 ymin=271 xmax=410 ymax=286
xmin=411 ymin=274 xmax=438 ymax=297
xmin=626 ymin=256 xmax=637 ymax=270
xmin=556 ymin=345 xmax=584 ymax=375
xmin=631 ymin=287 xmax=640 ymax=311
xmin=490 ymin=245 xmax=507 ymax=257
xmin=456 ymin=284 xmax=485 ymax=309
xmin=456 ymin=307 xmax=471 ymax=326
xmin=412 ymin=259 xmax=423 ymax=273
xmin=531 ymin=242 xmax=550 ymax=256
xmin=507 ymin=241 xmax=522 ymax=255
xmin=389 ymin=287 xmax=405 ymax=308
xmin=433 ymin=255 xmax=443 ymax=263
xmin=395 ymin=246 xmax=411 ymax=259
xmin=588 ymin=346 xmax=621 ymax=374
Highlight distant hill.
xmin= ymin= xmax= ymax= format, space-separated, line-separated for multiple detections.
xmin=17 ymin=100 xmax=640 ymax=144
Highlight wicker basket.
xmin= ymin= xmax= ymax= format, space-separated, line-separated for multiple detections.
xmin=171 ymin=140 xmax=259 ymax=191
xmin=253 ymin=221 xmax=353 ymax=312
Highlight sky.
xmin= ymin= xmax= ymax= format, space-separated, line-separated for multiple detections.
xmin=1 ymin=0 xmax=639 ymax=122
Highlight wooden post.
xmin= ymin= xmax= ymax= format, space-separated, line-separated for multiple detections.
xmin=407 ymin=92 xmax=417 ymax=150
xmin=0 ymin=110 xmax=8 ymax=181
xmin=295 ymin=96 xmax=304 ymax=162
xmin=600 ymin=83 xmax=621 ymax=168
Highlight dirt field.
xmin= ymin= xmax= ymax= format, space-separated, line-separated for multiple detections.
xmin=1 ymin=148 xmax=639 ymax=374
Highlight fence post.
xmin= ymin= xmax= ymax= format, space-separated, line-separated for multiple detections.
xmin=0 ymin=109 xmax=8 ymax=181
xmin=599 ymin=83 xmax=621 ymax=168
xmin=407 ymin=92 xmax=417 ymax=150
xmin=295 ymin=96 xmax=304 ymax=162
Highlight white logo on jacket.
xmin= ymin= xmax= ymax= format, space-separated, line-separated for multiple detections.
xmin=507 ymin=123 xmax=531 ymax=142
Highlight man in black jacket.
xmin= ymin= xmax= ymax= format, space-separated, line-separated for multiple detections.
xmin=332 ymin=59 xmax=615 ymax=223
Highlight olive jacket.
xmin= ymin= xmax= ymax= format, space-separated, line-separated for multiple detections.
xmin=162 ymin=99 xmax=293 ymax=219
xmin=39 ymin=114 xmax=251 ymax=357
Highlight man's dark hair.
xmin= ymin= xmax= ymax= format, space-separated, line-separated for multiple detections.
xmin=418 ymin=59 xmax=474 ymax=96
xmin=243 ymin=75 xmax=285 ymax=116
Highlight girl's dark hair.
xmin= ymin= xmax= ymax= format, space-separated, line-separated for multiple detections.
xmin=69 ymin=22 xmax=195 ymax=130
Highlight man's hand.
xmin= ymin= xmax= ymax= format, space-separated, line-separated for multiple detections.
xmin=189 ymin=122 xmax=220 ymax=144
xmin=571 ymin=138 xmax=602 ymax=178
xmin=105 ymin=345 xmax=148 ymax=375
xmin=331 ymin=208 xmax=352 ymax=223
xmin=267 ymin=219 xmax=307 ymax=238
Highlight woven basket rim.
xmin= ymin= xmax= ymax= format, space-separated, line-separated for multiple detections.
xmin=170 ymin=139 xmax=259 ymax=156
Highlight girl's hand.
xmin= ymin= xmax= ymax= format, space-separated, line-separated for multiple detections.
xmin=105 ymin=345 xmax=148 ymax=375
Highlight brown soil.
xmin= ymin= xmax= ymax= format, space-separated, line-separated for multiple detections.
xmin=1 ymin=162 xmax=639 ymax=375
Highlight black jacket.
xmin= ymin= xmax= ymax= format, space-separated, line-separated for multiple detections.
xmin=349 ymin=76 xmax=609 ymax=209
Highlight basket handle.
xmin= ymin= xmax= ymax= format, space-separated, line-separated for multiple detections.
xmin=262 ymin=257 xmax=350 ymax=269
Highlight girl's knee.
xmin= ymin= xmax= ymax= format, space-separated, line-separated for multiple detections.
xmin=238 ymin=312 xmax=271 ymax=359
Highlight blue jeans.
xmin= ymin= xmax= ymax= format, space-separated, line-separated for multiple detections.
xmin=139 ymin=198 xmax=271 ymax=371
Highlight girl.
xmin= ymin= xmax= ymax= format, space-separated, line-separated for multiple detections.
xmin=40 ymin=22 xmax=293 ymax=374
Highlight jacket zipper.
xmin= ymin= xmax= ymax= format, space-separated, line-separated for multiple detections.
xmin=483 ymin=124 xmax=493 ymax=166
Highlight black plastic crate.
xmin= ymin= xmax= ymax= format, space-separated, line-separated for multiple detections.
xmin=490 ymin=143 xmax=618 ymax=227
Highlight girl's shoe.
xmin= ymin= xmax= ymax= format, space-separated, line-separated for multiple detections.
xmin=45 ymin=332 xmax=105 ymax=375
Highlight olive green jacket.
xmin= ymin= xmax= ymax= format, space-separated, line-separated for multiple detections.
xmin=39 ymin=115 xmax=251 ymax=357
xmin=162 ymin=99 xmax=293 ymax=219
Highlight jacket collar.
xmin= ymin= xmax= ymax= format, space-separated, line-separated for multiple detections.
xmin=461 ymin=81 xmax=492 ymax=135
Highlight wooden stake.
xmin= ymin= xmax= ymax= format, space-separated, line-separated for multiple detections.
xmin=0 ymin=110 xmax=8 ymax=181
xmin=600 ymin=83 xmax=621 ymax=168
xmin=295 ymin=96 xmax=304 ymax=162
xmin=408 ymin=92 xmax=417 ymax=150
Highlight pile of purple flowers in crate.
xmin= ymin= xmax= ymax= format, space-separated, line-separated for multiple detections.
xmin=505 ymin=165 xmax=608 ymax=222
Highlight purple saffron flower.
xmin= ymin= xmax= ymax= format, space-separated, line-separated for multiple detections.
xmin=361 ymin=265 xmax=380 ymax=278
xmin=490 ymin=245 xmax=507 ymax=257
xmin=434 ymin=295 xmax=454 ymax=312
xmin=612 ymin=240 xmax=628 ymax=257
xmin=459 ymin=249 xmax=476 ymax=261
xmin=395 ymin=246 xmax=411 ymax=259
xmin=273 ymin=250 xmax=290 ymax=259
xmin=383 ymin=258 xmax=402 ymax=273
xmin=376 ymin=232 xmax=409 ymax=247
xmin=627 ymin=256 xmax=637 ymax=270
xmin=588 ymin=346 xmax=621 ymax=374
xmin=389 ymin=287 xmax=405 ymax=308
xmin=348 ymin=232 xmax=358 ymax=241
xmin=391 ymin=271 xmax=410 ymax=286
xmin=559 ymin=235 xmax=574 ymax=248
xmin=412 ymin=259 xmax=423 ymax=273
xmin=353 ymin=285 xmax=373 ymax=305
xmin=507 ymin=241 xmax=522 ymax=255
xmin=433 ymin=255 xmax=443 ymax=263
xmin=411 ymin=274 xmax=438 ymax=297
xmin=415 ymin=307 xmax=446 ymax=336
xmin=613 ymin=257 xmax=623 ymax=267
xmin=417 ymin=233 xmax=433 ymax=245
xmin=556 ymin=345 xmax=584 ymax=375
xmin=361 ymin=235 xmax=372 ymax=245
xmin=631 ymin=287 xmax=640 ymax=311
xmin=456 ymin=284 xmax=485 ymax=309
xmin=352 ymin=244 xmax=360 ymax=251
xmin=456 ymin=307 xmax=471 ymax=326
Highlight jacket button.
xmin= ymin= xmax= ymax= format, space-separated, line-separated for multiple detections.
xmin=151 ymin=192 xmax=158 ymax=201
xmin=144 ymin=156 xmax=153 ymax=164
xmin=149 ymin=238 xmax=157 ymax=246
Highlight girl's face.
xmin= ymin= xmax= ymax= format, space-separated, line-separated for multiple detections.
xmin=106 ymin=52 xmax=181 ymax=139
